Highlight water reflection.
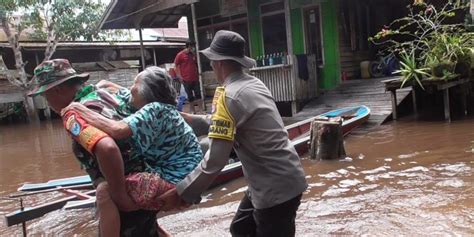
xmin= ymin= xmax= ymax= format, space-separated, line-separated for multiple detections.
xmin=0 ymin=119 xmax=473 ymax=236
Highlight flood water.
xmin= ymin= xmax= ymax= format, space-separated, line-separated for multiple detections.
xmin=0 ymin=118 xmax=473 ymax=236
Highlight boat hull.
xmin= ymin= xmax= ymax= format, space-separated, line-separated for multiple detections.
xmin=7 ymin=106 xmax=370 ymax=226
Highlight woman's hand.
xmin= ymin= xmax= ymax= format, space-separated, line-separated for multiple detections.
xmin=61 ymin=102 xmax=102 ymax=126
xmin=61 ymin=102 xmax=92 ymax=117
xmin=61 ymin=102 xmax=132 ymax=140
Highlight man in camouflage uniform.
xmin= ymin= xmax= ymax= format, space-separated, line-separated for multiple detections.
xmin=28 ymin=59 xmax=161 ymax=237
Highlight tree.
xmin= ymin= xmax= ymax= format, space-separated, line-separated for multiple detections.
xmin=0 ymin=0 xmax=127 ymax=119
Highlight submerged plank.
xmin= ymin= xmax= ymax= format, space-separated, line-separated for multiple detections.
xmin=4 ymin=190 xmax=96 ymax=227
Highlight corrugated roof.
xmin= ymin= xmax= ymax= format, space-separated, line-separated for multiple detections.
xmin=0 ymin=41 xmax=184 ymax=49
xmin=99 ymin=0 xmax=198 ymax=30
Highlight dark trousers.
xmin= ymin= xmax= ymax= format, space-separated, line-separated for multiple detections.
xmin=230 ymin=192 xmax=302 ymax=237
xmin=183 ymin=80 xmax=201 ymax=102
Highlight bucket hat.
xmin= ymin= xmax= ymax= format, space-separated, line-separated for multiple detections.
xmin=200 ymin=30 xmax=256 ymax=68
xmin=28 ymin=59 xmax=89 ymax=96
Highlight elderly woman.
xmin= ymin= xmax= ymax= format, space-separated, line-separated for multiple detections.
xmin=63 ymin=66 xmax=202 ymax=237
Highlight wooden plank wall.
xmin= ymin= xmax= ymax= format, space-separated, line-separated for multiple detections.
xmin=337 ymin=0 xmax=371 ymax=79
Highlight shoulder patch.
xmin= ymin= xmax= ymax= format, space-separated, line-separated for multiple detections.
xmin=66 ymin=115 xmax=81 ymax=136
xmin=208 ymin=87 xmax=235 ymax=141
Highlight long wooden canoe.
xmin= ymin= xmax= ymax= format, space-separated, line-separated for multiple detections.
xmin=7 ymin=105 xmax=370 ymax=226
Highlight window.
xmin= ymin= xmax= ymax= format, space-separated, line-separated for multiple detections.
xmin=304 ymin=6 xmax=324 ymax=64
xmin=197 ymin=14 xmax=249 ymax=71
xmin=261 ymin=1 xmax=287 ymax=55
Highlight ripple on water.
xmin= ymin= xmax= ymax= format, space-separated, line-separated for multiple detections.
xmin=338 ymin=179 xmax=362 ymax=188
xmin=308 ymin=182 xmax=325 ymax=188
xmin=321 ymin=185 xmax=351 ymax=197
xmin=319 ymin=171 xmax=342 ymax=179
xmin=434 ymin=163 xmax=471 ymax=173
xmin=398 ymin=152 xmax=420 ymax=159
xmin=358 ymin=184 xmax=379 ymax=192
xmin=361 ymin=166 xmax=391 ymax=175
xmin=336 ymin=169 xmax=349 ymax=175
xmin=159 ymin=202 xmax=239 ymax=236
xmin=436 ymin=179 xmax=465 ymax=188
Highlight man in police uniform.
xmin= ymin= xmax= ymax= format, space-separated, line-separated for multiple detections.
xmin=160 ymin=30 xmax=308 ymax=237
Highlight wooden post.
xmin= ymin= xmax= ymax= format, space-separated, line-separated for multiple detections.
xmin=411 ymin=86 xmax=417 ymax=115
xmin=390 ymin=89 xmax=398 ymax=120
xmin=309 ymin=117 xmax=346 ymax=160
xmin=443 ymin=88 xmax=451 ymax=122
xmin=139 ymin=28 xmax=146 ymax=71
xmin=24 ymin=95 xmax=39 ymax=123
xmin=191 ymin=3 xmax=206 ymax=111
xmin=461 ymin=85 xmax=467 ymax=116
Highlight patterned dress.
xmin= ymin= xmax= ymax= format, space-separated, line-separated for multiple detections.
xmin=66 ymin=84 xmax=203 ymax=211
xmin=65 ymin=85 xmax=157 ymax=237
xmin=123 ymin=102 xmax=203 ymax=184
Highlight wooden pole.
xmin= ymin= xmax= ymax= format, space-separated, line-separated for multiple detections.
xmin=191 ymin=3 xmax=206 ymax=111
xmin=443 ymin=88 xmax=451 ymax=122
xmin=309 ymin=117 xmax=346 ymax=160
xmin=139 ymin=28 xmax=146 ymax=71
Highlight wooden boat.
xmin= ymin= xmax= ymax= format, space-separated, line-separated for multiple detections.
xmin=288 ymin=105 xmax=370 ymax=155
xmin=6 ymin=105 xmax=370 ymax=226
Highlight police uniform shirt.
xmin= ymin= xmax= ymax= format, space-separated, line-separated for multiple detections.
xmin=177 ymin=71 xmax=308 ymax=209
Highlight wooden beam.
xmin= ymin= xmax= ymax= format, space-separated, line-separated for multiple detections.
xmin=411 ymin=86 xmax=417 ymax=115
xmin=390 ymin=90 xmax=398 ymax=120
xmin=4 ymin=190 xmax=96 ymax=227
xmin=139 ymin=28 xmax=146 ymax=70
xmin=132 ymin=0 xmax=198 ymax=28
xmin=443 ymin=88 xmax=451 ymax=122
xmin=191 ymin=3 xmax=206 ymax=111
xmin=0 ymin=92 xmax=24 ymax=103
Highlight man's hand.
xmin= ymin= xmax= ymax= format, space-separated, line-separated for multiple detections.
xmin=179 ymin=112 xmax=192 ymax=124
xmin=158 ymin=188 xmax=191 ymax=212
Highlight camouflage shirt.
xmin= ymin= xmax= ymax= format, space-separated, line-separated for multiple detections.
xmin=68 ymin=84 xmax=145 ymax=177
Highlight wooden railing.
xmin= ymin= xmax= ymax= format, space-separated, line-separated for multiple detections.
xmin=249 ymin=64 xmax=294 ymax=102
xmin=249 ymin=54 xmax=318 ymax=103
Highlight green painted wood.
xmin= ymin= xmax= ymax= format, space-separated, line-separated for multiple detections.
xmin=290 ymin=8 xmax=305 ymax=55
xmin=248 ymin=0 xmax=263 ymax=58
xmin=319 ymin=0 xmax=341 ymax=89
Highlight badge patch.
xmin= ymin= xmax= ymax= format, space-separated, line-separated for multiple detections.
xmin=71 ymin=122 xmax=81 ymax=136
xmin=63 ymin=110 xmax=109 ymax=154
xmin=208 ymin=87 xmax=235 ymax=141
xmin=66 ymin=115 xmax=81 ymax=136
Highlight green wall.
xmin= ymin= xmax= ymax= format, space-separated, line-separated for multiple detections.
xmin=247 ymin=0 xmax=341 ymax=89
xmin=319 ymin=0 xmax=341 ymax=89
xmin=247 ymin=0 xmax=263 ymax=58
xmin=195 ymin=0 xmax=341 ymax=89
xmin=290 ymin=8 xmax=305 ymax=55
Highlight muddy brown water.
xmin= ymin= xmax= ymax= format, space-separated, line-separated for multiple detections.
xmin=0 ymin=119 xmax=473 ymax=236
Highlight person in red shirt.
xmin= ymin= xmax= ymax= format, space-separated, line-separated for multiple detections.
xmin=174 ymin=40 xmax=203 ymax=113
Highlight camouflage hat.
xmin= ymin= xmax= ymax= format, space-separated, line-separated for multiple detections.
xmin=27 ymin=59 xmax=89 ymax=97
